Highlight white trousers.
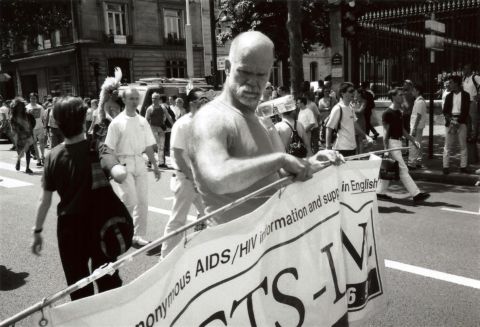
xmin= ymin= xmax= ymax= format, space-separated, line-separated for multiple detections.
xmin=378 ymin=139 xmax=420 ymax=197
xmin=115 ymin=155 xmax=149 ymax=237
xmin=408 ymin=127 xmax=424 ymax=166
xmin=162 ymin=172 xmax=205 ymax=257
xmin=443 ymin=124 xmax=467 ymax=168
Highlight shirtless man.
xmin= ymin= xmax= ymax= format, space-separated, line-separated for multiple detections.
xmin=190 ymin=31 xmax=342 ymax=225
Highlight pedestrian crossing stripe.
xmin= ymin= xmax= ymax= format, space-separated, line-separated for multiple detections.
xmin=0 ymin=176 xmax=33 ymax=188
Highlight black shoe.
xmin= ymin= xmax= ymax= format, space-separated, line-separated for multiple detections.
xmin=15 ymin=160 xmax=20 ymax=171
xmin=459 ymin=167 xmax=469 ymax=174
xmin=36 ymin=161 xmax=43 ymax=167
xmin=413 ymin=192 xmax=430 ymax=204
xmin=158 ymin=163 xmax=168 ymax=169
xmin=147 ymin=161 xmax=152 ymax=169
xmin=443 ymin=168 xmax=450 ymax=175
xmin=9 ymin=145 xmax=16 ymax=151
xmin=377 ymin=194 xmax=392 ymax=201
xmin=25 ymin=168 xmax=33 ymax=174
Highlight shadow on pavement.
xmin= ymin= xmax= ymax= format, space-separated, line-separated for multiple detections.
xmin=0 ymin=265 xmax=29 ymax=291
xmin=378 ymin=206 xmax=414 ymax=214
xmin=419 ymin=201 xmax=461 ymax=208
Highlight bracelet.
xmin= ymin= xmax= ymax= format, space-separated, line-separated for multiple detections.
xmin=32 ymin=227 xmax=43 ymax=234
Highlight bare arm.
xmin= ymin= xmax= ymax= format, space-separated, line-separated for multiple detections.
xmin=145 ymin=107 xmax=152 ymax=124
xmin=383 ymin=123 xmax=390 ymax=149
xmin=297 ymin=122 xmax=312 ymax=157
xmin=31 ymin=190 xmax=53 ymax=255
xmin=172 ymin=148 xmax=194 ymax=180
xmin=326 ymin=127 xmax=334 ymax=149
xmin=145 ymin=145 xmax=160 ymax=180
xmin=190 ymin=110 xmax=311 ymax=194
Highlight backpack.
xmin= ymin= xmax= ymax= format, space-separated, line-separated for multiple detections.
xmin=320 ymin=104 xmax=343 ymax=145
xmin=285 ymin=120 xmax=308 ymax=158
xmin=87 ymin=150 xmax=134 ymax=260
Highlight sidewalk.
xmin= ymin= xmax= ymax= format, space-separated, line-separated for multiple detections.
xmin=368 ymin=122 xmax=480 ymax=187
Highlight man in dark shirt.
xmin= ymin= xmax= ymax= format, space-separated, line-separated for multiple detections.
xmin=31 ymin=96 xmax=122 ymax=300
xmin=377 ymin=87 xmax=430 ymax=204
xmin=361 ymin=81 xmax=379 ymax=139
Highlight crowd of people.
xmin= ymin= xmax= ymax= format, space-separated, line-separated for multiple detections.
xmin=0 ymin=30 xmax=476 ymax=302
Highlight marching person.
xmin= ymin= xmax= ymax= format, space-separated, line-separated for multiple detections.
xmin=443 ymin=75 xmax=470 ymax=174
xmin=297 ymin=96 xmax=317 ymax=151
xmin=10 ymin=98 xmax=35 ymax=173
xmin=275 ymin=106 xmax=313 ymax=157
xmin=376 ymin=87 xmax=430 ymax=203
xmin=26 ymin=92 xmax=45 ymax=166
xmin=190 ymin=31 xmax=343 ymax=225
xmin=31 ymin=96 xmax=122 ymax=301
xmin=104 ymin=87 xmax=161 ymax=247
xmin=161 ymin=88 xmax=209 ymax=257
xmin=462 ymin=63 xmax=480 ymax=143
xmin=407 ymin=83 xmax=427 ymax=170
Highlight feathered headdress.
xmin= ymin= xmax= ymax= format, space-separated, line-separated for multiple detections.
xmin=98 ymin=67 xmax=122 ymax=120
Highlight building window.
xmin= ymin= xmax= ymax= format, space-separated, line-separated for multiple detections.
xmin=164 ymin=9 xmax=184 ymax=44
xmin=49 ymin=65 xmax=74 ymax=96
xmin=166 ymin=60 xmax=186 ymax=78
xmin=310 ymin=62 xmax=318 ymax=82
xmin=105 ymin=3 xmax=128 ymax=35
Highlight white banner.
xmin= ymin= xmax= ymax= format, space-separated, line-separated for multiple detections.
xmin=46 ymin=158 xmax=385 ymax=327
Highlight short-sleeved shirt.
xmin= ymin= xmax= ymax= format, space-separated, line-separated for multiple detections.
xmin=462 ymin=74 xmax=480 ymax=100
xmin=306 ymin=100 xmax=320 ymax=122
xmin=326 ymin=101 xmax=357 ymax=151
xmin=42 ymin=140 xmax=91 ymax=217
xmin=410 ymin=96 xmax=427 ymax=130
xmin=192 ymin=98 xmax=279 ymax=225
xmin=170 ymin=113 xmax=193 ymax=171
xmin=298 ymin=108 xmax=317 ymax=130
xmin=26 ymin=103 xmax=45 ymax=129
xmin=382 ymin=107 xmax=403 ymax=139
xmin=104 ymin=111 xmax=156 ymax=156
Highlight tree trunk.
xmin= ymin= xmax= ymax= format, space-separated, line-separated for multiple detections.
xmin=286 ymin=0 xmax=304 ymax=99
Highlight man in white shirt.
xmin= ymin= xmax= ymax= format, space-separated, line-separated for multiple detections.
xmin=26 ymin=92 xmax=45 ymax=166
xmin=161 ymin=88 xmax=208 ymax=257
xmin=105 ymin=87 xmax=161 ymax=247
xmin=443 ymin=75 xmax=470 ymax=174
xmin=326 ymin=82 xmax=372 ymax=157
xmin=408 ymin=83 xmax=428 ymax=169
xmin=171 ymin=97 xmax=186 ymax=120
xmin=462 ymin=63 xmax=480 ymax=142
xmin=297 ymin=97 xmax=317 ymax=148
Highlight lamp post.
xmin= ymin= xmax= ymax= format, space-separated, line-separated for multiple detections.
xmin=185 ymin=0 xmax=194 ymax=79
xmin=209 ymin=0 xmax=218 ymax=89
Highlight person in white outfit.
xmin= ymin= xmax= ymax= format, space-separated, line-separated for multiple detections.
xmin=407 ymin=83 xmax=427 ymax=169
xmin=104 ymin=87 xmax=161 ymax=247
xmin=377 ymin=87 xmax=430 ymax=204
xmin=161 ymin=88 xmax=209 ymax=257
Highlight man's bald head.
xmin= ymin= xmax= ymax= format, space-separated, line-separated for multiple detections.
xmin=224 ymin=31 xmax=275 ymax=112
xmin=228 ymin=31 xmax=274 ymax=64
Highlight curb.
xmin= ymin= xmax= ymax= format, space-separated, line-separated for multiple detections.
xmin=410 ymin=170 xmax=480 ymax=186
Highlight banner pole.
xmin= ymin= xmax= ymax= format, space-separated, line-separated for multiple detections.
xmin=1 ymin=147 xmax=407 ymax=327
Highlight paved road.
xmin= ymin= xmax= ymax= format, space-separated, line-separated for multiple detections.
xmin=0 ymin=143 xmax=479 ymax=326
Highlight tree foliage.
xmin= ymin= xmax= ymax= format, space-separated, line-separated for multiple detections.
xmin=0 ymin=0 xmax=71 ymax=47
xmin=217 ymin=0 xmax=330 ymax=60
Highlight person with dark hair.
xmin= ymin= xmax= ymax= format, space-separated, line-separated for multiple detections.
xmin=402 ymin=80 xmax=415 ymax=142
xmin=326 ymin=82 xmax=372 ymax=156
xmin=275 ymin=107 xmax=312 ymax=157
xmin=443 ymin=75 xmax=470 ymax=174
xmin=31 ymin=96 xmax=123 ymax=301
xmin=351 ymin=88 xmax=368 ymax=154
xmin=160 ymin=95 xmax=176 ymax=164
xmin=360 ymin=81 xmax=379 ymax=139
xmin=10 ymin=98 xmax=35 ymax=173
xmin=145 ymin=92 xmax=173 ymax=167
xmin=26 ymin=92 xmax=45 ymax=166
xmin=407 ymin=83 xmax=427 ymax=169
xmin=105 ymin=87 xmax=160 ymax=247
xmin=162 ymin=88 xmax=209 ymax=257
xmin=297 ymin=96 xmax=317 ymax=150
xmin=377 ymin=87 xmax=430 ymax=203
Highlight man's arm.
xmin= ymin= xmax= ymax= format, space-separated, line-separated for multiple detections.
xmin=145 ymin=107 xmax=152 ymax=124
xmin=145 ymin=145 xmax=160 ymax=180
xmin=354 ymin=121 xmax=373 ymax=141
xmin=164 ymin=107 xmax=174 ymax=126
xmin=297 ymin=122 xmax=312 ymax=157
xmin=172 ymin=148 xmax=194 ymax=180
xmin=383 ymin=123 xmax=390 ymax=150
xmin=31 ymin=190 xmax=53 ymax=255
xmin=402 ymin=127 xmax=419 ymax=148
xmin=190 ymin=110 xmax=312 ymax=194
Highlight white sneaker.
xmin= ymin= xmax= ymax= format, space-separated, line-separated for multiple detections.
xmin=132 ymin=236 xmax=150 ymax=247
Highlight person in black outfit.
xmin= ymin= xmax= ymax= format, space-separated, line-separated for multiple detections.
xmin=31 ymin=96 xmax=122 ymax=301
xmin=361 ymin=81 xmax=379 ymax=139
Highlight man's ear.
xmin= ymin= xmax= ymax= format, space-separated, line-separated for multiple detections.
xmin=225 ymin=59 xmax=231 ymax=76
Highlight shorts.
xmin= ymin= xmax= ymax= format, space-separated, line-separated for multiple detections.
xmin=33 ymin=128 xmax=45 ymax=140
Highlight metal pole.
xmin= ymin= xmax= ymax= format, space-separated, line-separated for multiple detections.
xmin=209 ymin=0 xmax=218 ymax=89
xmin=428 ymin=12 xmax=435 ymax=159
xmin=0 ymin=147 xmax=409 ymax=326
xmin=185 ymin=0 xmax=194 ymax=79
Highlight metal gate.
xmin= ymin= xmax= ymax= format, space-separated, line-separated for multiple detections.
xmin=357 ymin=0 xmax=480 ymax=98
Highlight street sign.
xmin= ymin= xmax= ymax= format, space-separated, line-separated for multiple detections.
xmin=425 ymin=34 xmax=445 ymax=51
xmin=114 ymin=35 xmax=127 ymax=44
xmin=332 ymin=53 xmax=342 ymax=66
xmin=217 ymin=56 xmax=227 ymax=71
xmin=425 ymin=20 xmax=445 ymax=34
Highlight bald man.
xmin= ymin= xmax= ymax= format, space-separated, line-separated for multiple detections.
xmin=190 ymin=31 xmax=342 ymax=225
xmin=104 ymin=87 xmax=160 ymax=247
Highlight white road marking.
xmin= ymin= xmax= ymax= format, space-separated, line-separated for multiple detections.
xmin=0 ymin=161 xmax=42 ymax=173
xmin=385 ymin=259 xmax=480 ymax=289
xmin=163 ymin=196 xmax=175 ymax=201
xmin=440 ymin=207 xmax=480 ymax=216
xmin=148 ymin=206 xmax=197 ymax=220
xmin=0 ymin=176 xmax=33 ymax=188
